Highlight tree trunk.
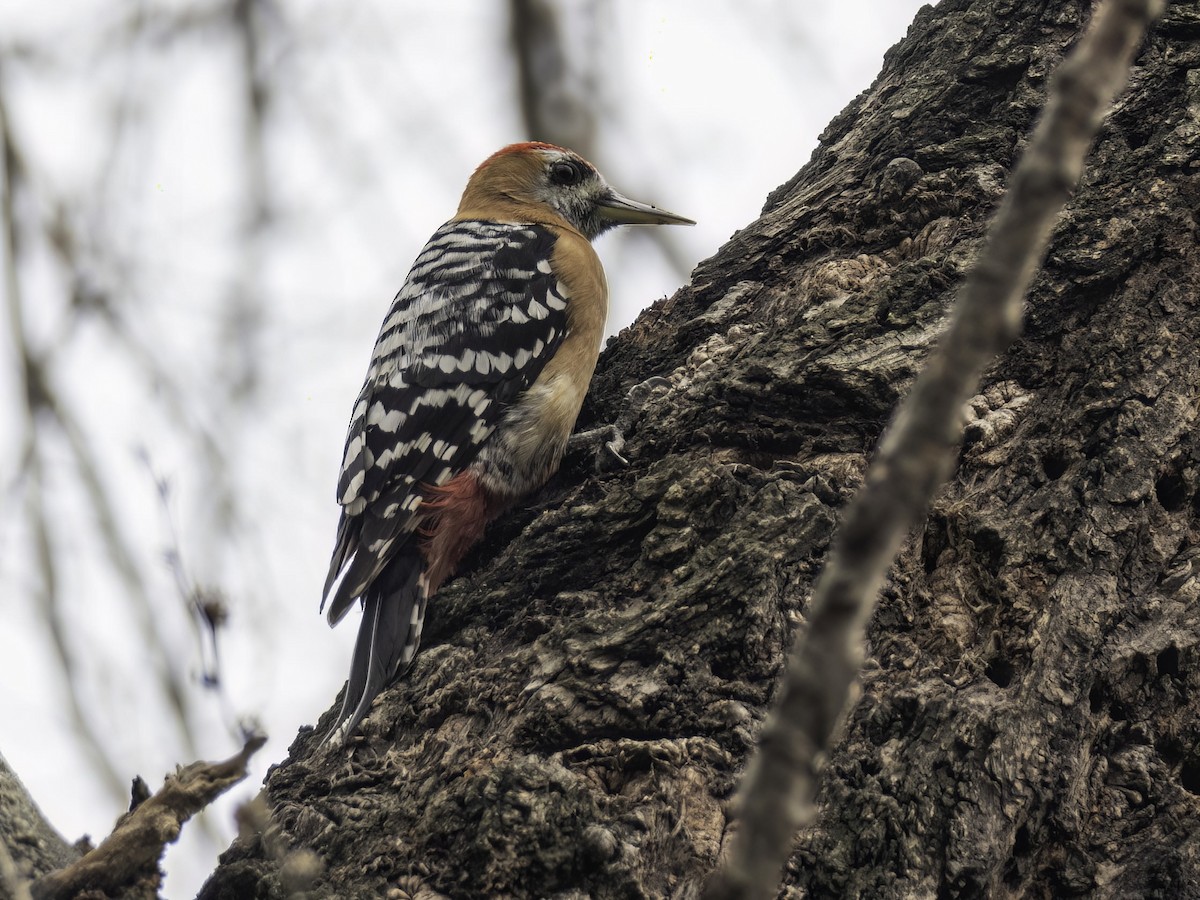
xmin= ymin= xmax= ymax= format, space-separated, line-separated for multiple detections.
xmin=199 ymin=1 xmax=1200 ymax=897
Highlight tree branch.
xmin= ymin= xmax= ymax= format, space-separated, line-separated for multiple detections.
xmin=701 ymin=0 xmax=1166 ymax=897
xmin=29 ymin=735 xmax=265 ymax=900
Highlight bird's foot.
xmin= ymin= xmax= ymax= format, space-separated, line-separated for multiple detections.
xmin=568 ymin=376 xmax=672 ymax=473
xmin=568 ymin=423 xmax=629 ymax=471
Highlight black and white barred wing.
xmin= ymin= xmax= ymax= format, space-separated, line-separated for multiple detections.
xmin=322 ymin=220 xmax=569 ymax=624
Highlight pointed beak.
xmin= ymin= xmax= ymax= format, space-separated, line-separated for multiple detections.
xmin=596 ymin=189 xmax=696 ymax=227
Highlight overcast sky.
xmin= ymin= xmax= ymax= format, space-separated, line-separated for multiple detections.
xmin=0 ymin=2 xmax=929 ymax=894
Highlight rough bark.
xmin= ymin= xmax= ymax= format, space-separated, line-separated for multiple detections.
xmin=0 ymin=754 xmax=77 ymax=900
xmin=705 ymin=1 xmax=1163 ymax=897
xmin=200 ymin=0 xmax=1200 ymax=897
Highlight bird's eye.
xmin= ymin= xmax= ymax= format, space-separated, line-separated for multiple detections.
xmin=549 ymin=160 xmax=584 ymax=187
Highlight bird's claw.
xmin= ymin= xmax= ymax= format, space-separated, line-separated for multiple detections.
xmin=569 ymin=375 xmax=673 ymax=473
xmin=568 ymin=424 xmax=627 ymax=473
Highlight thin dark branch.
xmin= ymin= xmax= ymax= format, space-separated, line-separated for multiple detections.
xmin=142 ymin=452 xmax=248 ymax=742
xmin=701 ymin=0 xmax=1166 ymax=897
xmin=46 ymin=396 xmax=204 ymax=756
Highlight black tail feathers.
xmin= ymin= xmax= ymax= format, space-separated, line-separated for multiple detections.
xmin=323 ymin=553 xmax=428 ymax=746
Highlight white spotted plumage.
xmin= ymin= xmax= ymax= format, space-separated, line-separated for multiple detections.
xmin=322 ymin=219 xmax=570 ymax=623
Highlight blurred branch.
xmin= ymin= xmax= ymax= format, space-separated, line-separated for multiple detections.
xmin=509 ymin=0 xmax=596 ymax=155
xmin=143 ymin=453 xmax=254 ymax=745
xmin=2 ymin=0 xmax=293 ymax=805
xmin=0 ymin=6 xmax=297 ymax=877
xmin=1 ymin=72 xmax=207 ymax=782
xmin=224 ymin=0 xmax=272 ymax=404
xmin=153 ymin=469 xmax=226 ymax=694
xmin=181 ymin=0 xmax=279 ymax=574
xmin=700 ymin=0 xmax=1164 ymax=897
xmin=51 ymin=394 xmax=206 ymax=755
xmin=0 ymin=67 xmax=128 ymax=806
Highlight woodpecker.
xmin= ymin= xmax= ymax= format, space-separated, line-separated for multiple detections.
xmin=322 ymin=142 xmax=693 ymax=744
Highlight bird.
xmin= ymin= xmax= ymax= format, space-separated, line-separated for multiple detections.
xmin=321 ymin=141 xmax=693 ymax=745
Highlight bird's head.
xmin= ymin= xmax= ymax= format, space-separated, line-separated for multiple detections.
xmin=458 ymin=142 xmax=694 ymax=241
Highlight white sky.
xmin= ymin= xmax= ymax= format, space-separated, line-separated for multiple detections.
xmin=0 ymin=1 xmax=929 ymax=895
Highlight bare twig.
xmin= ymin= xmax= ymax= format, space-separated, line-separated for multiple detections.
xmin=701 ymin=0 xmax=1165 ymax=897
xmin=47 ymin=396 xmax=205 ymax=755
xmin=141 ymin=452 xmax=250 ymax=743
xmin=29 ymin=734 xmax=266 ymax=900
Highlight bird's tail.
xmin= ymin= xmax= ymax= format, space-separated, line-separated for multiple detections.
xmin=323 ymin=551 xmax=429 ymax=746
